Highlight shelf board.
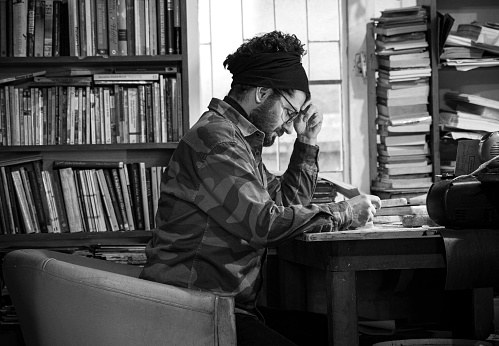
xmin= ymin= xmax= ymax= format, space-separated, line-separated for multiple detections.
xmin=0 ymin=143 xmax=179 ymax=152
xmin=0 ymin=231 xmax=153 ymax=251
xmin=0 ymin=55 xmax=184 ymax=67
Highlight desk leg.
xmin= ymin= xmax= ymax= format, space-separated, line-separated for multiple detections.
xmin=326 ymin=270 xmax=358 ymax=346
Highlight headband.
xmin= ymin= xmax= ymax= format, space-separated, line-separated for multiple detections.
xmin=226 ymin=51 xmax=310 ymax=95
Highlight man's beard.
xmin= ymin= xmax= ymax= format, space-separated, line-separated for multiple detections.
xmin=247 ymin=98 xmax=283 ymax=147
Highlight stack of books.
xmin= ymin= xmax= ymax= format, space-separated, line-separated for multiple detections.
xmin=371 ymin=6 xmax=433 ymax=199
xmin=441 ymin=21 xmax=499 ymax=69
xmin=439 ymin=91 xmax=499 ymax=140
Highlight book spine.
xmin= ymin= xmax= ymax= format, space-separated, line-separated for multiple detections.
xmin=89 ymin=88 xmax=96 ymax=144
xmin=113 ymin=84 xmax=121 ymax=143
xmin=95 ymin=169 xmax=119 ymax=231
xmin=111 ymin=168 xmax=129 ymax=230
xmin=109 ymin=86 xmax=117 ymax=143
xmin=145 ymin=166 xmax=154 ymax=229
xmin=139 ymin=162 xmax=150 ymax=230
xmin=0 ymin=166 xmax=16 ymax=234
xmin=148 ymin=0 xmax=156 ymax=55
xmin=41 ymin=171 xmax=60 ymax=233
xmin=19 ymin=167 xmax=41 ymax=233
xmin=58 ymin=167 xmax=83 ymax=232
xmin=0 ymin=0 xmax=8 ymax=57
xmin=73 ymin=169 xmax=90 ymax=232
xmin=170 ymin=77 xmax=178 ymax=141
xmin=0 ymin=171 xmax=10 ymax=234
xmin=0 ymin=88 xmax=4 ymax=145
xmin=27 ymin=0 xmax=36 ymax=57
xmin=116 ymin=0 xmax=127 ymax=55
xmin=150 ymin=166 xmax=157 ymax=228
xmin=127 ymin=163 xmax=143 ymax=230
xmin=118 ymin=166 xmax=134 ymax=230
xmin=67 ymin=0 xmax=79 ymax=56
xmin=145 ymin=84 xmax=153 ymax=143
xmin=103 ymin=168 xmax=124 ymax=230
xmin=43 ymin=0 xmax=53 ymax=57
xmin=96 ymin=0 xmax=109 ymax=56
xmin=125 ymin=0 xmax=134 ymax=55
xmin=26 ymin=168 xmax=49 ymax=232
xmin=159 ymin=75 xmax=167 ymax=142
xmin=78 ymin=0 xmax=87 ymax=57
xmin=53 ymin=160 xmax=124 ymax=169
xmin=49 ymin=169 xmax=69 ymax=232
xmin=12 ymin=0 xmax=28 ymax=57
xmin=157 ymin=0 xmax=165 ymax=55
xmin=11 ymin=170 xmax=35 ymax=234
xmin=134 ymin=0 xmax=145 ymax=55
xmin=138 ymin=84 xmax=146 ymax=143
xmin=33 ymin=0 xmax=44 ymax=57
xmin=83 ymin=0 xmax=93 ymax=56
xmin=122 ymin=87 xmax=129 ymax=143
xmin=33 ymin=160 xmax=53 ymax=232
xmin=173 ymin=0 xmax=180 ymax=54
xmin=165 ymin=0 xmax=174 ymax=54
xmin=153 ymin=81 xmax=160 ymax=143
xmin=86 ymin=169 xmax=107 ymax=231
xmin=128 ymin=87 xmax=139 ymax=143
xmin=107 ymin=0 xmax=118 ymax=56
xmin=144 ymin=0 xmax=149 ymax=55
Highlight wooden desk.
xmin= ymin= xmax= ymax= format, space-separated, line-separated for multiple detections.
xmin=277 ymin=227 xmax=496 ymax=346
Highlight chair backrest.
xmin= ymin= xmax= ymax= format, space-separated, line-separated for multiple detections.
xmin=2 ymin=249 xmax=236 ymax=346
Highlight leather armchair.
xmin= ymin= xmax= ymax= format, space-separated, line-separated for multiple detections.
xmin=2 ymin=248 xmax=236 ymax=346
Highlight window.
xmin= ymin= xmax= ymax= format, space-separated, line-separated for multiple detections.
xmin=198 ymin=0 xmax=346 ymax=173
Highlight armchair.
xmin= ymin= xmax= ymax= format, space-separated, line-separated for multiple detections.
xmin=2 ymin=248 xmax=236 ymax=346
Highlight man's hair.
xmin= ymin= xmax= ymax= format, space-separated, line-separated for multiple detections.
xmin=224 ymin=31 xmax=306 ymax=100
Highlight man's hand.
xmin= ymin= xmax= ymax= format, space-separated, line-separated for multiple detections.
xmin=345 ymin=194 xmax=381 ymax=228
xmin=294 ymin=101 xmax=323 ymax=146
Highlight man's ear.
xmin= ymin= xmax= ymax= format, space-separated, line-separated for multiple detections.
xmin=255 ymin=87 xmax=272 ymax=104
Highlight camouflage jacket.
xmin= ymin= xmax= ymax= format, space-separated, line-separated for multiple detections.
xmin=140 ymin=98 xmax=353 ymax=313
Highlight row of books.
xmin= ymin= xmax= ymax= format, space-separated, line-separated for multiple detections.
xmin=371 ymin=5 xmax=433 ymax=200
xmin=0 ymin=0 xmax=181 ymax=58
xmin=0 ymin=72 xmax=183 ymax=146
xmin=0 ymin=156 xmax=165 ymax=236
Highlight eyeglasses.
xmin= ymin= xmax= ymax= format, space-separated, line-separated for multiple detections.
xmin=275 ymin=90 xmax=300 ymax=125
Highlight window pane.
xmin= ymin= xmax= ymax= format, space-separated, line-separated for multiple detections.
xmin=242 ymin=0 xmax=276 ymax=39
xmin=308 ymin=0 xmax=339 ymax=41
xmin=312 ymin=84 xmax=343 ymax=171
xmin=308 ymin=42 xmax=341 ymax=81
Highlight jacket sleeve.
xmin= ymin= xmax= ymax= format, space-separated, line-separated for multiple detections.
xmin=183 ymin=138 xmax=353 ymax=249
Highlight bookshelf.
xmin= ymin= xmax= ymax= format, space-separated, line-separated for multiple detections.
xmin=367 ymin=0 xmax=499 ymax=197
xmin=0 ymin=1 xmax=190 ymax=244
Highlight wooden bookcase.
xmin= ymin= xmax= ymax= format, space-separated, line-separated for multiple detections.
xmin=0 ymin=1 xmax=190 ymax=250
xmin=367 ymin=0 xmax=499 ymax=193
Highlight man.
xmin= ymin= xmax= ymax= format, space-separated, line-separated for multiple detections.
xmin=140 ymin=31 xmax=381 ymax=345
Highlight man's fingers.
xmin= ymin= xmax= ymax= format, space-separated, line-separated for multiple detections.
xmin=370 ymin=196 xmax=381 ymax=210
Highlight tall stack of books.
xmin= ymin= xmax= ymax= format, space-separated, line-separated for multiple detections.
xmin=371 ymin=6 xmax=433 ymax=200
